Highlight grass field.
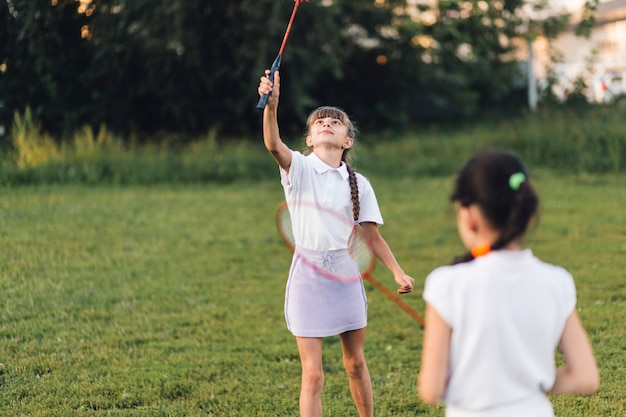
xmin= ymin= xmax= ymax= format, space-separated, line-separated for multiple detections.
xmin=0 ymin=175 xmax=624 ymax=416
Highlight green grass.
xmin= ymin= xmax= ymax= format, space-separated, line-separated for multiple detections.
xmin=0 ymin=176 xmax=624 ymax=416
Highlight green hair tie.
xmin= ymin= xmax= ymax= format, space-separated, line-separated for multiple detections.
xmin=509 ymin=172 xmax=526 ymax=191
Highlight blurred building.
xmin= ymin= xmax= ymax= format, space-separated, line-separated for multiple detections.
xmin=535 ymin=0 xmax=626 ymax=102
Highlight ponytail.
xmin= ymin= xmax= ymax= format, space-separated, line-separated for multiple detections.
xmin=450 ymin=151 xmax=539 ymax=265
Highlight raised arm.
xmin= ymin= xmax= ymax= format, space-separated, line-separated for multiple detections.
xmin=360 ymin=222 xmax=414 ymax=294
xmin=258 ymin=70 xmax=292 ymax=171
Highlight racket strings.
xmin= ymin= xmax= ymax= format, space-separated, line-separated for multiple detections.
xmin=276 ymin=202 xmax=373 ymax=283
xmin=276 ymin=201 xmax=425 ymax=326
xmin=348 ymin=226 xmax=374 ymax=272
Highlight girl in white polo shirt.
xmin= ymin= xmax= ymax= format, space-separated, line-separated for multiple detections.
xmin=418 ymin=150 xmax=599 ymax=417
xmin=258 ymin=70 xmax=415 ymax=417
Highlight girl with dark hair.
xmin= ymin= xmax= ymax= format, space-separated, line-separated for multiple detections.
xmin=418 ymin=150 xmax=599 ymax=417
xmin=258 ymin=70 xmax=414 ymax=417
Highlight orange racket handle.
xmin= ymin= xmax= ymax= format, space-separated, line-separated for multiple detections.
xmin=363 ymin=272 xmax=425 ymax=327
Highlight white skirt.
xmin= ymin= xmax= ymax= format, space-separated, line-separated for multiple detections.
xmin=284 ymin=246 xmax=367 ymax=337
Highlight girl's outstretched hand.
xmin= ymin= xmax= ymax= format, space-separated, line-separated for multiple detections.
xmin=396 ymin=273 xmax=415 ymax=294
xmin=258 ymin=70 xmax=280 ymax=108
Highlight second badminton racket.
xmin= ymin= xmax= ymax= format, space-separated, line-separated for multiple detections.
xmin=275 ymin=201 xmax=425 ymax=326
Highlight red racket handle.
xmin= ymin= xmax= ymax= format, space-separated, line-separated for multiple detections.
xmin=257 ymin=0 xmax=306 ymax=110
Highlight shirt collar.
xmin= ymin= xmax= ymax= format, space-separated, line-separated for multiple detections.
xmin=308 ymin=152 xmax=349 ymax=180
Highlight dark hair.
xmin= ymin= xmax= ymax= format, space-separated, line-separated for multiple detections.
xmin=451 ymin=149 xmax=539 ymax=264
xmin=305 ymin=106 xmax=360 ymax=221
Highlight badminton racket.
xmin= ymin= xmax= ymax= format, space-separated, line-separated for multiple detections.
xmin=257 ymin=0 xmax=311 ymax=110
xmin=275 ymin=201 xmax=425 ymax=327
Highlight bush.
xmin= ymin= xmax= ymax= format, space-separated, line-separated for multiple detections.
xmin=0 ymin=104 xmax=624 ymax=185
xmin=10 ymin=108 xmax=59 ymax=169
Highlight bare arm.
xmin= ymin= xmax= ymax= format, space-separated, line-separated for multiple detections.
xmin=418 ymin=303 xmax=451 ymax=404
xmin=548 ymin=310 xmax=599 ymax=394
xmin=258 ymin=70 xmax=292 ymax=171
xmin=360 ymin=222 xmax=414 ymax=294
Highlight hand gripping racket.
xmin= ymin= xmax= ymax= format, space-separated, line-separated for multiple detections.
xmin=275 ymin=201 xmax=425 ymax=327
xmin=257 ymin=0 xmax=311 ymax=110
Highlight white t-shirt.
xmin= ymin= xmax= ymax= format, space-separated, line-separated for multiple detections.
xmin=280 ymin=151 xmax=383 ymax=251
xmin=423 ymin=249 xmax=576 ymax=415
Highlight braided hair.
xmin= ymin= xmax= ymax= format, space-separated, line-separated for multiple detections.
xmin=305 ymin=106 xmax=360 ymax=222
xmin=451 ymin=150 xmax=539 ymax=265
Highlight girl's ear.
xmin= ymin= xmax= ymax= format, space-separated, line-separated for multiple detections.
xmin=465 ymin=205 xmax=481 ymax=233
xmin=456 ymin=204 xmax=480 ymax=249
xmin=457 ymin=205 xmax=472 ymax=232
xmin=343 ymin=137 xmax=354 ymax=149
xmin=305 ymin=134 xmax=313 ymax=147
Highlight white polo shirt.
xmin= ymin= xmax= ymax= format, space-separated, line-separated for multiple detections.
xmin=423 ymin=249 xmax=576 ymax=415
xmin=280 ymin=151 xmax=383 ymax=251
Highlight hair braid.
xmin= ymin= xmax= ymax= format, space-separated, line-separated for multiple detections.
xmin=345 ymin=162 xmax=360 ymax=222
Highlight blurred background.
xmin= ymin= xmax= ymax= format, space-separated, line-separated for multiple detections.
xmin=1 ymin=0 xmax=623 ymax=143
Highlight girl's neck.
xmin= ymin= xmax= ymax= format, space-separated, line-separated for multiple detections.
xmin=471 ymin=228 xmax=522 ymax=252
xmin=313 ymin=148 xmax=343 ymax=168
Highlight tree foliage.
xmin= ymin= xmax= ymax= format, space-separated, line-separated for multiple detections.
xmin=1 ymin=0 xmax=91 ymax=136
xmin=0 ymin=0 xmax=590 ymax=140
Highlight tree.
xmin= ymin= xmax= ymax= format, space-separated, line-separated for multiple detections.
xmin=0 ymin=0 xmax=604 ymax=140
xmin=1 ymin=0 xmax=92 ymax=136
